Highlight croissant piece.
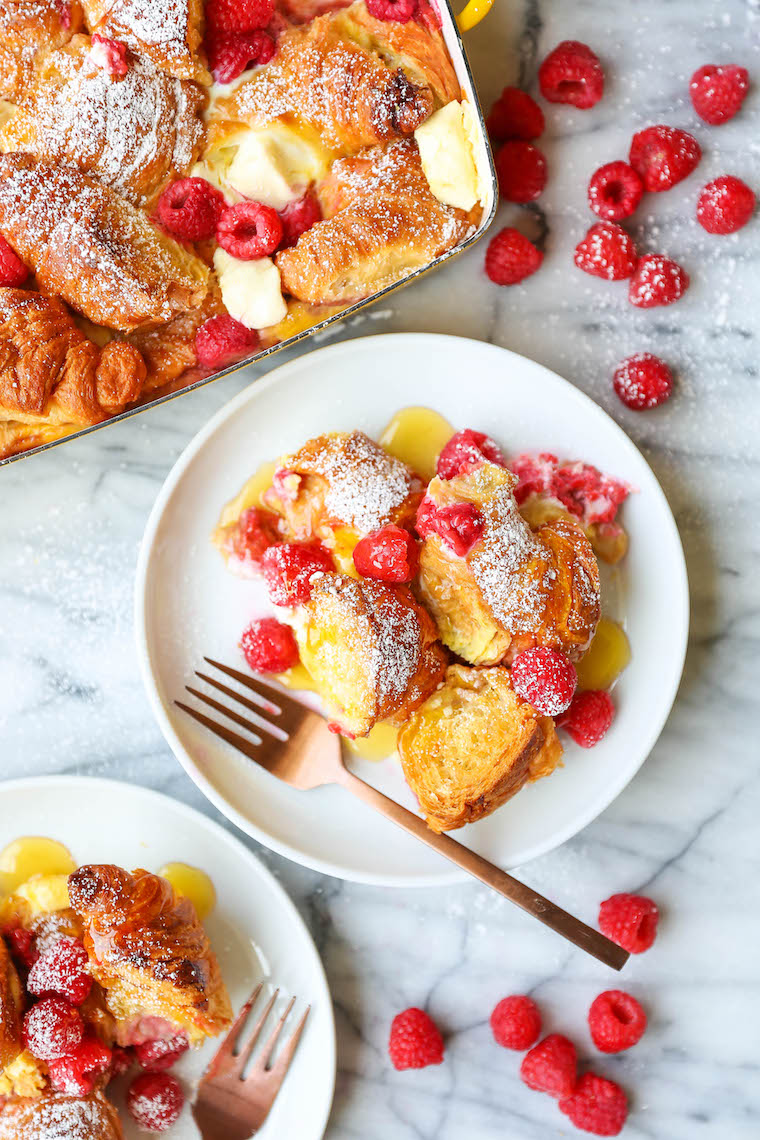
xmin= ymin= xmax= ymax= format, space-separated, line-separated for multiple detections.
xmin=81 ymin=0 xmax=210 ymax=84
xmin=398 ymin=665 xmax=562 ymax=832
xmin=126 ymin=283 xmax=223 ymax=393
xmin=277 ymin=139 xmax=472 ymax=303
xmin=0 ymin=0 xmax=84 ymax=103
xmin=0 ymin=154 xmax=212 ymax=331
xmin=0 ymin=35 xmax=206 ymax=206
xmin=0 ymin=1092 xmax=124 ymax=1140
xmin=68 ymin=865 xmax=232 ymax=1047
xmin=0 ymin=936 xmax=23 ymax=1072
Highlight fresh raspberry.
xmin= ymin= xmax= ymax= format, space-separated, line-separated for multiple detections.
xmin=414 ymin=0 xmax=440 ymax=31
xmin=495 ymin=140 xmax=547 ymax=202
xmin=588 ymin=990 xmax=647 ymax=1054
xmin=217 ymin=200 xmax=283 ymax=259
xmin=127 ymin=1072 xmax=185 ymax=1133
xmin=89 ymin=34 xmax=129 ymax=77
xmin=206 ymin=0 xmax=274 ymax=33
xmin=27 ymin=937 xmax=92 ymax=1006
xmin=353 ymin=525 xmax=419 ymax=583
xmin=598 ymin=893 xmax=658 ymax=954
xmin=587 ymin=162 xmax=643 ymax=222
xmin=485 ymin=227 xmax=543 ymax=286
xmin=206 ymin=29 xmax=275 ymax=84
xmin=23 ymin=997 xmax=85 ymax=1061
xmin=278 ymin=190 xmax=322 ymax=249
xmin=559 ymin=1072 xmax=628 ymax=1136
xmin=490 ymin=995 xmax=541 ymax=1051
xmin=628 ymin=254 xmax=689 ymax=308
xmin=486 ymin=87 xmax=545 ymax=142
xmin=511 ymin=647 xmax=577 ymax=716
xmin=261 ymin=542 xmax=334 ymax=606
xmin=135 ymin=1033 xmax=190 ymax=1072
xmin=156 ymin=177 xmax=226 ymax=241
xmin=510 ymin=453 xmax=630 ymax=527
xmin=629 ymin=125 xmax=701 ymax=192
xmin=437 ymin=429 xmax=507 ymax=480
xmin=0 ymin=236 xmax=29 ymax=287
xmin=388 ymin=1008 xmax=444 ymax=1070
xmin=366 ymin=0 xmax=418 ymax=20
xmin=4 ymin=925 xmax=38 ymax=967
xmin=415 ymin=499 xmax=485 ymax=557
xmin=558 ymin=690 xmax=615 ymax=747
xmin=195 ymin=315 xmax=259 ymax=370
xmin=520 ymin=1034 xmax=577 ymax=1098
xmin=613 ymin=352 xmax=673 ymax=410
xmin=697 ymin=176 xmax=755 ymax=234
xmin=538 ymin=41 xmax=604 ymax=109
xmin=690 ymin=64 xmax=750 ymax=125
xmin=226 ymin=506 xmax=281 ymax=568
xmin=240 ymin=617 xmax=299 ymax=673
xmin=110 ymin=1046 xmax=135 ymax=1077
xmin=574 ymin=222 xmax=638 ymax=281
xmin=48 ymin=1035 xmax=112 ymax=1096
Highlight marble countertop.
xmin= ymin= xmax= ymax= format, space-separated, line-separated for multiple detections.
xmin=1 ymin=1 xmax=759 ymax=1137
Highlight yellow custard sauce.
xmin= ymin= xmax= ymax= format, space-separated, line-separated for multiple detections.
xmin=0 ymin=837 xmax=76 ymax=897
xmin=159 ymin=863 xmax=216 ymax=921
xmin=576 ymin=617 xmax=631 ymax=692
xmin=379 ymin=406 xmax=455 ymax=480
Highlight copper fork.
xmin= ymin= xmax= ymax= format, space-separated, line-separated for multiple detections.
xmin=192 ymin=982 xmax=309 ymax=1139
xmin=177 ymin=658 xmax=628 ymax=971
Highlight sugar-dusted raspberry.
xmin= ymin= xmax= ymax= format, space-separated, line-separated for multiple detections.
xmin=110 ymin=1046 xmax=135 ymax=1077
xmin=217 ymin=200 xmax=283 ymax=259
xmin=588 ymin=162 xmax=643 ymax=222
xmin=613 ymin=352 xmax=673 ymax=410
xmin=495 ymin=140 xmax=547 ymax=203
xmin=196 ymin=315 xmax=260 ymax=370
xmin=690 ymin=64 xmax=750 ymax=126
xmin=511 ymin=647 xmax=577 ymax=716
xmin=520 ymin=1034 xmax=577 ymax=1097
xmin=206 ymin=29 xmax=275 ymax=84
xmin=135 ymin=1033 xmax=190 ymax=1072
xmin=388 ymin=1008 xmax=444 ymax=1070
xmin=0 ymin=236 xmax=29 ymax=287
xmin=4 ymin=925 xmax=38 ymax=967
xmin=27 ymin=937 xmax=92 ymax=1006
xmin=598 ymin=893 xmax=658 ymax=954
xmin=628 ymin=254 xmax=689 ymax=308
xmin=487 ymin=86 xmax=545 ymax=142
xmin=629 ymin=125 xmax=701 ymax=192
xmin=437 ymin=429 xmax=507 ymax=480
xmin=278 ymin=190 xmax=322 ymax=249
xmin=23 ymin=997 xmax=85 ymax=1061
xmin=353 ymin=525 xmax=419 ymax=583
xmin=157 ymin=177 xmax=226 ymax=241
xmin=240 ymin=617 xmax=299 ymax=673
xmin=226 ymin=506 xmax=281 ymax=569
xmin=538 ymin=41 xmax=604 ymax=109
xmin=574 ymin=222 xmax=638 ymax=281
xmin=558 ymin=690 xmax=615 ymax=747
xmin=206 ymin=0 xmax=274 ymax=33
xmin=89 ymin=34 xmax=129 ymax=77
xmin=490 ymin=995 xmax=541 ymax=1051
xmin=261 ymin=542 xmax=334 ymax=606
xmin=589 ymin=990 xmax=646 ymax=1054
xmin=127 ymin=1072 xmax=185 ymax=1133
xmin=485 ymin=227 xmax=543 ymax=286
xmin=559 ymin=1072 xmax=628 ymax=1136
xmin=697 ymin=176 xmax=756 ymax=234
xmin=366 ymin=0 xmax=418 ymax=20
xmin=415 ymin=499 xmax=484 ymax=557
xmin=48 ymin=1035 xmax=112 ymax=1096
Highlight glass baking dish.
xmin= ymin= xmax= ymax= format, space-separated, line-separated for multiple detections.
xmin=1 ymin=0 xmax=497 ymax=467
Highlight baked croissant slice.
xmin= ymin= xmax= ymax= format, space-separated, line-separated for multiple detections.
xmin=0 ymin=0 xmax=84 ymax=104
xmin=0 ymin=1092 xmax=124 ymax=1140
xmin=0 ymin=35 xmax=206 ymax=206
xmin=0 ymin=154 xmax=212 ymax=332
xmin=81 ymin=0 xmax=210 ymax=84
xmin=398 ymin=665 xmax=563 ymax=833
xmin=68 ymin=865 xmax=232 ymax=1047
xmin=0 ymin=936 xmax=24 ymax=1091
xmin=418 ymin=463 xmax=601 ymax=666
xmin=277 ymin=139 xmax=472 ymax=304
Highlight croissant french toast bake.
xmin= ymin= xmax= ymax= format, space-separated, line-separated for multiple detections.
xmin=0 ymin=1091 xmax=125 ymax=1140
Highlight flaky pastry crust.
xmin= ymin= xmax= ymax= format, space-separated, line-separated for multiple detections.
xmin=0 ymin=1092 xmax=124 ymax=1140
xmin=0 ymin=0 xmax=84 ymax=104
xmin=0 ymin=937 xmax=22 ymax=1073
xmin=81 ymin=0 xmax=210 ymax=84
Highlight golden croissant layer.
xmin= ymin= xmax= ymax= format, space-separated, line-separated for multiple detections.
xmin=0 ymin=1092 xmax=125 ymax=1140
xmin=81 ymin=0 xmax=210 ymax=84
xmin=0 ymin=0 xmax=84 ymax=103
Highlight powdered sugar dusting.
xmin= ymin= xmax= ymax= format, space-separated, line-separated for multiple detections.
xmin=0 ymin=1096 xmax=117 ymax=1140
xmin=317 ymin=431 xmax=414 ymax=532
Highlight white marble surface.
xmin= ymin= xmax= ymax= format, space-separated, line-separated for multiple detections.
xmin=2 ymin=2 xmax=759 ymax=1137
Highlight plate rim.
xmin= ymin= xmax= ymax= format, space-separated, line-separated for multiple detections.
xmin=135 ymin=332 xmax=690 ymax=887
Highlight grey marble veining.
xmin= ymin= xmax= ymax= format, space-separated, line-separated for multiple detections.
xmin=1 ymin=1 xmax=759 ymax=1136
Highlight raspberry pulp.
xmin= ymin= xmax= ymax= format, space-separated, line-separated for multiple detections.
xmin=558 ymin=690 xmax=615 ymax=747
xmin=559 ymin=1072 xmax=628 ymax=1136
xmin=574 ymin=222 xmax=638 ymax=281
xmin=587 ymin=162 xmax=643 ymax=221
xmin=366 ymin=0 xmax=418 ymax=20
xmin=27 ymin=937 xmax=92 ymax=1006
xmin=0 ymin=237 xmax=29 ymax=287
xmin=487 ymin=86 xmax=545 ymax=142
xmin=588 ymin=990 xmax=647 ymax=1054
xmin=135 ymin=1033 xmax=190 ymax=1072
xmin=23 ymin=997 xmax=85 ymax=1061
xmin=261 ymin=542 xmax=334 ymax=606
xmin=4 ymin=925 xmax=38 ymax=967
xmin=89 ymin=34 xmax=129 ymax=77
xmin=226 ymin=506 xmax=281 ymax=568
xmin=628 ymin=254 xmax=689 ymax=308
xmin=388 ymin=1007 xmax=444 ymax=1070
xmin=437 ymin=429 xmax=507 ymax=480
xmin=157 ymin=177 xmax=226 ymax=241
xmin=240 ymin=617 xmax=299 ymax=673
xmin=510 ymin=453 xmax=630 ymax=528
xmin=195 ymin=315 xmax=260 ymax=370
xmin=127 ymin=1072 xmax=185 ymax=1133
xmin=697 ymin=176 xmax=756 ymax=234
xmin=598 ymin=893 xmax=658 ymax=954
xmin=415 ymin=499 xmax=485 ymax=557
xmin=495 ymin=140 xmax=547 ymax=202
xmin=278 ymin=190 xmax=322 ymax=249
xmin=629 ymin=125 xmax=701 ymax=192
xmin=613 ymin=353 xmax=673 ymax=410
xmin=48 ymin=1035 xmax=112 ymax=1096
xmin=490 ymin=995 xmax=541 ymax=1051
xmin=206 ymin=29 xmax=275 ymax=84
xmin=690 ymin=64 xmax=750 ymax=125
xmin=217 ymin=201 xmax=283 ymax=259
xmin=520 ymin=1034 xmax=578 ymax=1097
xmin=206 ymin=0 xmax=274 ymax=33
xmin=353 ymin=525 xmax=419 ymax=583
xmin=485 ymin=227 xmax=543 ymax=285
xmin=511 ymin=647 xmax=577 ymax=716
xmin=538 ymin=40 xmax=604 ymax=109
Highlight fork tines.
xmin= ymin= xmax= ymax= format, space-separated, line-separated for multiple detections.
xmin=210 ymin=982 xmax=310 ymax=1081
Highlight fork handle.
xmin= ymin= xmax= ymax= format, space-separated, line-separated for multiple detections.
xmin=337 ymin=769 xmax=628 ymax=970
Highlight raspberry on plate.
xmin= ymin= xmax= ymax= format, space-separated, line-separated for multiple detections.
xmin=538 ymin=41 xmax=604 ymax=109
xmin=588 ymin=990 xmax=647 ymax=1054
xmin=558 ymin=690 xmax=615 ymax=747
xmin=487 ymin=86 xmax=545 ymax=141
xmin=127 ymin=1072 xmax=185 ymax=1133
xmin=261 ymin=542 xmax=334 ymax=606
xmin=27 ymin=937 xmax=92 ymax=1006
xmin=388 ymin=1007 xmax=444 ymax=1070
xmin=697 ymin=176 xmax=755 ymax=234
xmin=628 ymin=254 xmax=689 ymax=308
xmin=353 ymin=525 xmax=419 ymax=583
xmin=157 ymin=177 xmax=226 ymax=241
xmin=217 ymin=201 xmax=283 ymax=259
xmin=490 ymin=995 xmax=541 ymax=1051
xmin=598 ymin=893 xmax=658 ymax=954
xmin=226 ymin=506 xmax=281 ymax=569
xmin=511 ymin=647 xmax=577 ymax=716
xmin=690 ymin=63 xmax=750 ymax=125
xmin=588 ymin=162 xmax=643 ymax=222
xmin=485 ymin=228 xmax=543 ymax=286
xmin=520 ymin=1034 xmax=577 ymax=1097
xmin=437 ymin=429 xmax=507 ymax=480
xmin=48 ymin=1035 xmax=112 ymax=1096
xmin=196 ymin=315 xmax=260 ymax=370
xmin=495 ymin=140 xmax=547 ymax=202
xmin=574 ymin=222 xmax=638 ymax=281
xmin=613 ymin=352 xmax=673 ymax=410
xmin=206 ymin=28 xmax=276 ymax=84
xmin=110 ymin=1046 xmax=135 ymax=1077
xmin=23 ymin=997 xmax=85 ymax=1061
xmin=240 ymin=617 xmax=299 ymax=673
xmin=415 ymin=499 xmax=485 ymax=557
xmin=278 ymin=190 xmax=322 ymax=249
xmin=366 ymin=0 xmax=419 ymax=21
xmin=206 ymin=0 xmax=274 ymax=33
xmin=629 ymin=125 xmax=701 ymax=192
xmin=135 ymin=1033 xmax=190 ymax=1072
xmin=0 ymin=236 xmax=29 ymax=287
xmin=559 ymin=1072 xmax=628 ymax=1136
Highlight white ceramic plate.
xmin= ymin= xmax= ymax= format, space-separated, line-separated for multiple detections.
xmin=136 ymin=334 xmax=689 ymax=886
xmin=0 ymin=777 xmax=335 ymax=1140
